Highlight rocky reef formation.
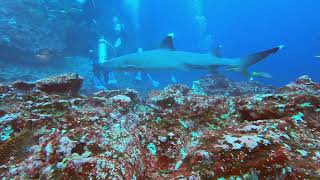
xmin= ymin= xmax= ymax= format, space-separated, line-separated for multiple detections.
xmin=0 ymin=75 xmax=319 ymax=179
xmin=0 ymin=0 xmax=86 ymax=63
xmin=0 ymin=56 xmax=96 ymax=94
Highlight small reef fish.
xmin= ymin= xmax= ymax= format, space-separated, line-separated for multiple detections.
xmin=35 ymin=48 xmax=56 ymax=63
xmin=250 ymin=71 xmax=272 ymax=79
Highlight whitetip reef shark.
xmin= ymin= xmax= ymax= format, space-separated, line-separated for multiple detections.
xmin=102 ymin=33 xmax=284 ymax=76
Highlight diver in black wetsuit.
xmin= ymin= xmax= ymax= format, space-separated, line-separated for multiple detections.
xmin=88 ymin=49 xmax=109 ymax=87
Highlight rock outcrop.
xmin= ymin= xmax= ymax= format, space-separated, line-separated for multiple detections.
xmin=36 ymin=73 xmax=83 ymax=96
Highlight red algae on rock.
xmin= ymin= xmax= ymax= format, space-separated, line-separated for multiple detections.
xmin=0 ymin=75 xmax=319 ymax=179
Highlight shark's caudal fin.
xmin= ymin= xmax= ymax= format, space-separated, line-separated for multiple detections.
xmin=232 ymin=45 xmax=284 ymax=76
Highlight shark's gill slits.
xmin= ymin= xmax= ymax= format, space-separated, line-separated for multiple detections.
xmin=122 ymin=58 xmax=127 ymax=65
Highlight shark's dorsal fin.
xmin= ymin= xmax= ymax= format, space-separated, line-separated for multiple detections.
xmin=212 ymin=44 xmax=223 ymax=57
xmin=160 ymin=33 xmax=175 ymax=50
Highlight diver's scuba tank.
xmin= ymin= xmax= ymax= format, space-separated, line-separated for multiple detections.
xmin=98 ymin=37 xmax=108 ymax=64
xmin=97 ymin=36 xmax=118 ymax=85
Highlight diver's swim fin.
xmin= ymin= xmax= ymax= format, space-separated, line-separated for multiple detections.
xmin=171 ymin=75 xmax=177 ymax=83
xmin=147 ymin=73 xmax=160 ymax=87
xmin=135 ymin=71 xmax=142 ymax=81
xmin=107 ymin=72 xmax=118 ymax=84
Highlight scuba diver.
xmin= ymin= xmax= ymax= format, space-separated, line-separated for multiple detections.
xmin=89 ymin=36 xmax=118 ymax=89
xmin=89 ymin=50 xmax=107 ymax=89
xmin=88 ymin=15 xmax=127 ymax=89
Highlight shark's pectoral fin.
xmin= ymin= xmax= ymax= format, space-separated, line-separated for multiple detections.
xmin=225 ymin=67 xmax=239 ymax=73
xmin=126 ymin=65 xmax=139 ymax=71
xmin=160 ymin=33 xmax=175 ymax=50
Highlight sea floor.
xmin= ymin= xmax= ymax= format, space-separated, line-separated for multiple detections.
xmin=0 ymin=73 xmax=319 ymax=179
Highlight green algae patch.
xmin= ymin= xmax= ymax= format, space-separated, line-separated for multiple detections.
xmin=0 ymin=126 xmax=13 ymax=141
xmin=299 ymin=102 xmax=312 ymax=108
xmin=297 ymin=149 xmax=309 ymax=157
xmin=291 ymin=112 xmax=305 ymax=125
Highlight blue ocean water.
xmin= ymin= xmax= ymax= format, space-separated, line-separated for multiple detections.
xmin=104 ymin=0 xmax=320 ymax=87
xmin=0 ymin=0 xmax=319 ymax=89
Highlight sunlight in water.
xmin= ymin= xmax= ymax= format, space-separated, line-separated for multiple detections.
xmin=123 ymin=0 xmax=140 ymax=31
xmin=189 ymin=0 xmax=207 ymax=34
xmin=189 ymin=0 xmax=213 ymax=50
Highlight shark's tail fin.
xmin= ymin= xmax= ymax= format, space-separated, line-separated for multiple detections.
xmin=228 ymin=45 xmax=284 ymax=76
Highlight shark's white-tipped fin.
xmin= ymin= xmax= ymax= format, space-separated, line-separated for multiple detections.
xmin=278 ymin=45 xmax=285 ymax=50
xmin=168 ymin=32 xmax=175 ymax=38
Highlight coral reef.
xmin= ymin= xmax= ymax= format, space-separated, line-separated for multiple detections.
xmin=0 ymin=74 xmax=319 ymax=179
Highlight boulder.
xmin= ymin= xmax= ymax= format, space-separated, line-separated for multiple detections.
xmin=36 ymin=73 xmax=83 ymax=96
xmin=12 ymin=81 xmax=35 ymax=91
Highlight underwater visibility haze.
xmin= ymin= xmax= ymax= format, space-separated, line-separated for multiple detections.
xmin=0 ymin=0 xmax=319 ymax=179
